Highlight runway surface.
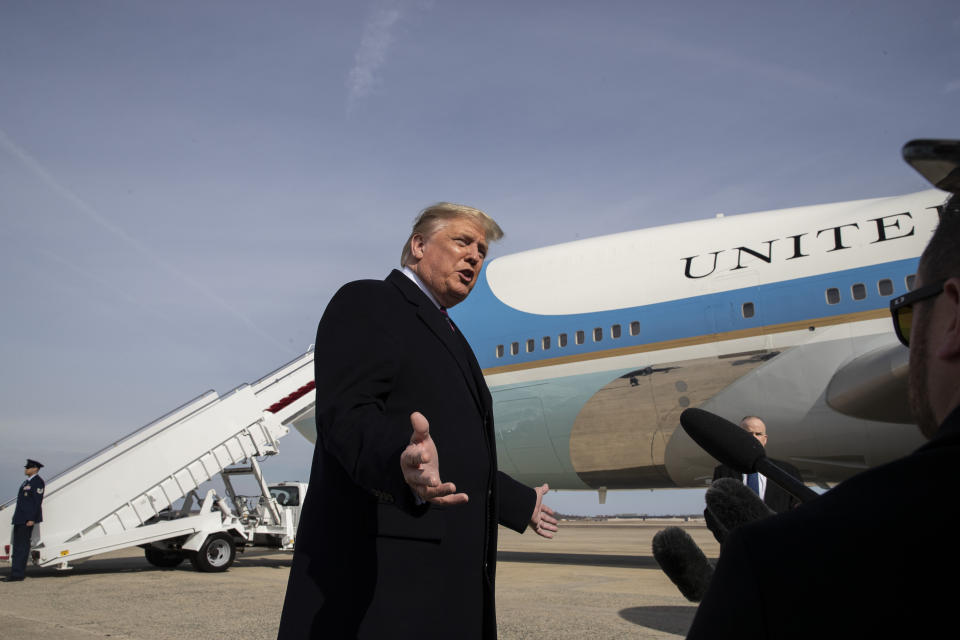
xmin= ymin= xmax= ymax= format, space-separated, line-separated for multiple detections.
xmin=0 ymin=519 xmax=716 ymax=639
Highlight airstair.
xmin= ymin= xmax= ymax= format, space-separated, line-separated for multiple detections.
xmin=0 ymin=350 xmax=316 ymax=571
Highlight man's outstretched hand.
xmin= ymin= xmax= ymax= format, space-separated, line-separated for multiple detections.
xmin=529 ymin=483 xmax=559 ymax=539
xmin=401 ymin=412 xmax=469 ymax=505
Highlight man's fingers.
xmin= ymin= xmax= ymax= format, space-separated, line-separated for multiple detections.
xmin=428 ymin=491 xmax=469 ymax=506
xmin=408 ymin=475 xmax=440 ymax=488
xmin=539 ymin=514 xmax=559 ymax=527
xmin=404 ymin=467 xmax=440 ymax=487
xmin=540 ymin=514 xmax=559 ymax=527
xmin=421 ymin=481 xmax=459 ymax=497
xmin=409 ymin=411 xmax=430 ymax=442
xmin=418 ymin=481 xmax=469 ymax=504
xmin=538 ymin=519 xmax=559 ymax=532
xmin=527 ymin=482 xmax=558 ymax=540
xmin=401 ymin=444 xmax=432 ymax=469
xmin=403 ymin=449 xmax=431 ymax=467
xmin=400 ymin=449 xmax=420 ymax=467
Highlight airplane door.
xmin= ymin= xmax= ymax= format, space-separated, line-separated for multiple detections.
xmin=493 ymin=386 xmax=565 ymax=478
xmin=705 ymin=275 xmax=763 ymax=345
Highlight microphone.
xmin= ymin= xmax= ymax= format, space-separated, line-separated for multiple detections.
xmin=652 ymin=526 xmax=714 ymax=602
xmin=680 ymin=408 xmax=819 ymax=503
xmin=705 ymin=477 xmax=774 ymax=544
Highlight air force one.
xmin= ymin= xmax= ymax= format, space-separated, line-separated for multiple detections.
xmin=284 ymin=188 xmax=946 ymax=494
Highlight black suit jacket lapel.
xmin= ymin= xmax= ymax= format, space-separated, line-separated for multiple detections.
xmin=457 ymin=329 xmax=492 ymax=416
xmin=387 ymin=270 xmax=484 ymax=413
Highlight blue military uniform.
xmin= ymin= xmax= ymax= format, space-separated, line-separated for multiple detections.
xmin=6 ymin=459 xmax=44 ymax=581
xmin=12 ymin=474 xmax=44 ymax=525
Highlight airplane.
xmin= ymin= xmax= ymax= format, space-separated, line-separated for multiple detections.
xmin=286 ymin=188 xmax=948 ymax=498
xmin=4 ymin=188 xmax=946 ymax=571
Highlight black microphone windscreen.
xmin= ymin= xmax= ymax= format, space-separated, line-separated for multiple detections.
xmin=705 ymin=478 xmax=774 ymax=543
xmin=680 ymin=408 xmax=764 ymax=473
xmin=652 ymin=526 xmax=714 ymax=602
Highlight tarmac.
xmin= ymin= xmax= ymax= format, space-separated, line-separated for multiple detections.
xmin=0 ymin=519 xmax=717 ymax=639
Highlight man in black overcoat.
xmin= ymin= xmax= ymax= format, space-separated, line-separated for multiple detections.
xmin=688 ymin=149 xmax=960 ymax=638
xmin=711 ymin=416 xmax=801 ymax=514
xmin=277 ymin=203 xmax=558 ymax=639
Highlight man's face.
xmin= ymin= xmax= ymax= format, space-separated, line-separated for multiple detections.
xmin=740 ymin=418 xmax=768 ymax=448
xmin=24 ymin=466 xmax=37 ymax=477
xmin=410 ymin=218 xmax=488 ymax=308
xmin=908 ymin=274 xmax=940 ymax=438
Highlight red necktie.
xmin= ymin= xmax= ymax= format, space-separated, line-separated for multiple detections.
xmin=439 ymin=307 xmax=456 ymax=332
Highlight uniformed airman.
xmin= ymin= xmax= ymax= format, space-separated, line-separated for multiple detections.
xmin=4 ymin=459 xmax=45 ymax=582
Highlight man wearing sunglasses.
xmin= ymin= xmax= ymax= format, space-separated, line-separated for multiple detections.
xmin=890 ymin=235 xmax=960 ymax=438
xmin=688 ymin=141 xmax=960 ymax=638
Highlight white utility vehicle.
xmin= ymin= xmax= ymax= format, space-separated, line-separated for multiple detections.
xmin=1 ymin=351 xmax=316 ymax=573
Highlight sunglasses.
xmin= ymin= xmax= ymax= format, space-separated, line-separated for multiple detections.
xmin=889 ymin=280 xmax=944 ymax=346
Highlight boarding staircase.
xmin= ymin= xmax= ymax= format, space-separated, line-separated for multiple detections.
xmin=0 ymin=350 xmax=316 ymax=568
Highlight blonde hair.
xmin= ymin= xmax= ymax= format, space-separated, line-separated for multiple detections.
xmin=400 ymin=202 xmax=504 ymax=267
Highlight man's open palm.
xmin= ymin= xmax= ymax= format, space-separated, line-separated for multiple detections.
xmin=401 ymin=412 xmax=469 ymax=505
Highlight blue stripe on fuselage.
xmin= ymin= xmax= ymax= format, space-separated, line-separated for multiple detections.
xmin=451 ymin=257 xmax=920 ymax=370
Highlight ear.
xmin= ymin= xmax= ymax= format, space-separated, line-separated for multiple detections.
xmin=410 ymin=233 xmax=426 ymax=260
xmin=935 ymin=277 xmax=960 ymax=360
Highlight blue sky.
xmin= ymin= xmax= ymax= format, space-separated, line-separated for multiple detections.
xmin=1 ymin=1 xmax=957 ymax=515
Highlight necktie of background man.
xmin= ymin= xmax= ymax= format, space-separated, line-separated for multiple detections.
xmin=746 ymin=472 xmax=760 ymax=496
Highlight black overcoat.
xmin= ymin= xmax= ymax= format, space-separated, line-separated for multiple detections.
xmin=277 ymin=270 xmax=535 ymax=640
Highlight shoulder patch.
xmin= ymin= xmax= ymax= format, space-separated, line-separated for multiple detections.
xmin=36 ymin=487 xmax=43 ymax=494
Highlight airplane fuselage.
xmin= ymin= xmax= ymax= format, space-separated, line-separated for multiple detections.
xmin=293 ymin=189 xmax=946 ymax=491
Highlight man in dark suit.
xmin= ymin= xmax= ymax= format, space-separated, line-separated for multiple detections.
xmin=711 ymin=416 xmax=800 ymax=514
xmin=277 ymin=203 xmax=558 ymax=640
xmin=688 ymin=151 xmax=960 ymax=638
xmin=4 ymin=459 xmax=44 ymax=583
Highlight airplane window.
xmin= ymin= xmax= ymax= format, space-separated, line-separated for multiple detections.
xmin=558 ymin=333 xmax=568 ymax=347
xmin=542 ymin=336 xmax=551 ymax=350
xmin=906 ymin=274 xmax=916 ymax=290
xmin=575 ymin=330 xmax=584 ymax=345
xmin=510 ymin=342 xmax=519 ymax=356
xmin=526 ymin=339 xmax=535 ymax=353
xmin=629 ymin=321 xmax=640 ymax=336
xmin=593 ymin=327 xmax=603 ymax=342
xmin=851 ymin=283 xmax=867 ymax=300
xmin=878 ymin=279 xmax=894 ymax=296
xmin=496 ymin=345 xmax=504 ymax=358
xmin=611 ymin=324 xmax=621 ymax=339
xmin=742 ymin=302 xmax=755 ymax=318
xmin=826 ymin=288 xmax=840 ymax=304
